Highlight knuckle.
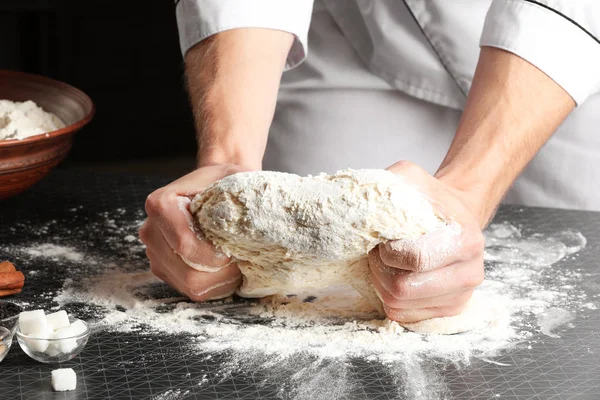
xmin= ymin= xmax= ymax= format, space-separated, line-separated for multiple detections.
xmin=173 ymin=234 xmax=197 ymax=258
xmin=138 ymin=222 xmax=150 ymax=243
xmin=225 ymin=164 xmax=244 ymax=176
xmin=395 ymin=160 xmax=428 ymax=180
xmin=466 ymin=267 xmax=485 ymax=288
xmin=389 ymin=276 xmax=413 ymax=300
xmin=466 ymin=231 xmax=485 ymax=257
xmin=394 ymin=160 xmax=418 ymax=173
xmin=375 ymin=287 xmax=397 ymax=307
xmin=144 ymin=189 xmax=169 ymax=217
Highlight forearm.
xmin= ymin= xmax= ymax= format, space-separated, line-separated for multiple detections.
xmin=435 ymin=47 xmax=575 ymax=226
xmin=185 ymin=28 xmax=294 ymax=169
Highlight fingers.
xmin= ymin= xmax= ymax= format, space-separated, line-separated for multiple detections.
xmin=146 ymin=249 xmax=176 ymax=287
xmin=382 ymin=292 xmax=472 ymax=323
xmin=141 ymin=219 xmax=242 ymax=301
xmin=369 ymin=246 xmax=483 ymax=304
xmin=376 ymin=160 xmax=486 ymax=323
xmin=144 ymin=189 xmax=231 ymax=268
xmin=148 ymin=248 xmax=241 ymax=301
xmin=378 ymin=222 xmax=463 ymax=272
xmin=379 ymin=222 xmax=484 ymax=272
xmin=379 ymin=288 xmax=474 ymax=310
xmin=140 ymin=165 xmax=255 ymax=303
xmin=144 ymin=164 xmax=252 ymax=268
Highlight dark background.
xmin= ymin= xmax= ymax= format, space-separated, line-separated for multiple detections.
xmin=0 ymin=0 xmax=197 ymax=176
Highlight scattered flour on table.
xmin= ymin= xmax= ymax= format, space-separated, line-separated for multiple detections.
xmin=21 ymin=244 xmax=84 ymax=262
xmin=0 ymin=100 xmax=65 ymax=140
xmin=537 ymin=308 xmax=576 ymax=338
xmin=1 ymin=210 xmax=592 ymax=400
xmin=151 ymin=389 xmax=190 ymax=400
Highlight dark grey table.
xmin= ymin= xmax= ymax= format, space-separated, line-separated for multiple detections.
xmin=0 ymin=170 xmax=599 ymax=400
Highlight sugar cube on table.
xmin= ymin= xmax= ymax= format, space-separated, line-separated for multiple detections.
xmin=46 ymin=310 xmax=70 ymax=331
xmin=18 ymin=310 xmax=47 ymax=335
xmin=51 ymin=368 xmax=77 ymax=391
xmin=25 ymin=325 xmax=53 ymax=353
xmin=53 ymin=326 xmax=78 ymax=353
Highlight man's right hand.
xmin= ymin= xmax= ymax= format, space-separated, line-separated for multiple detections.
xmin=139 ymin=164 xmax=250 ymax=301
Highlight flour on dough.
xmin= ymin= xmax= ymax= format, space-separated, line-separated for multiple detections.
xmin=190 ymin=169 xmax=482 ymax=334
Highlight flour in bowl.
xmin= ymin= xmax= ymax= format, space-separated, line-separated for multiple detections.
xmin=0 ymin=100 xmax=65 ymax=140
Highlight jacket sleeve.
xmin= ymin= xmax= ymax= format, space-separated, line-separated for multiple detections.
xmin=175 ymin=0 xmax=314 ymax=70
xmin=480 ymin=0 xmax=600 ymax=105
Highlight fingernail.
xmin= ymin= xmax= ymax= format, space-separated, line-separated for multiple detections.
xmin=214 ymin=250 xmax=228 ymax=260
xmin=192 ymin=276 xmax=240 ymax=298
xmin=176 ymin=196 xmax=191 ymax=210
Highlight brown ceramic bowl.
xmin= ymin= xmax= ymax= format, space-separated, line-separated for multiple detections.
xmin=0 ymin=70 xmax=94 ymax=200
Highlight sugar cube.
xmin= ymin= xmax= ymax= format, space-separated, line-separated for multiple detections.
xmin=53 ymin=326 xmax=78 ymax=353
xmin=51 ymin=368 xmax=77 ymax=391
xmin=44 ymin=343 xmax=61 ymax=357
xmin=69 ymin=320 xmax=88 ymax=336
xmin=18 ymin=310 xmax=47 ymax=335
xmin=25 ymin=325 xmax=53 ymax=353
xmin=46 ymin=310 xmax=70 ymax=331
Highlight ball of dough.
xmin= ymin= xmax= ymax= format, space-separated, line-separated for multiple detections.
xmin=190 ymin=169 xmax=487 ymax=334
xmin=191 ymin=169 xmax=443 ymax=300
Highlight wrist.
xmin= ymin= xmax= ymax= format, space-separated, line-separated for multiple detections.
xmin=197 ymin=146 xmax=262 ymax=170
xmin=435 ymin=165 xmax=503 ymax=228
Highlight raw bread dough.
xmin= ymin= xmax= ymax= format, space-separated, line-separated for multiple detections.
xmin=190 ymin=169 xmax=479 ymax=334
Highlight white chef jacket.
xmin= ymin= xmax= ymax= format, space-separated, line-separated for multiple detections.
xmin=175 ymin=0 xmax=600 ymax=211
xmin=176 ymin=0 xmax=600 ymax=106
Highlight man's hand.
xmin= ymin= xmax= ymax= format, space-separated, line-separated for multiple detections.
xmin=140 ymin=164 xmax=250 ymax=301
xmin=373 ymin=47 xmax=575 ymax=323
xmin=368 ymin=161 xmax=485 ymax=323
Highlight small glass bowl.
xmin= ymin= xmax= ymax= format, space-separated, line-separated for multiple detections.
xmin=16 ymin=318 xmax=90 ymax=363
xmin=0 ymin=326 xmax=13 ymax=362
xmin=0 ymin=301 xmax=23 ymax=336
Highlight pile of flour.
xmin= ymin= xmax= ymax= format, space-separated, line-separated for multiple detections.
xmin=0 ymin=100 xmax=65 ymax=140
xmin=1 ymin=209 xmax=593 ymax=399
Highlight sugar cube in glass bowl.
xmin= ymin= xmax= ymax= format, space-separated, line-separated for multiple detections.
xmin=16 ymin=309 xmax=90 ymax=364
